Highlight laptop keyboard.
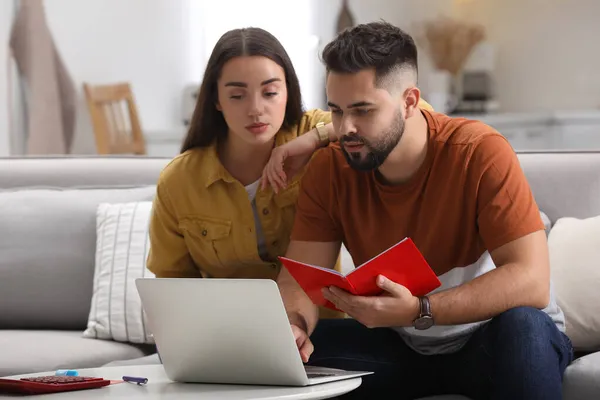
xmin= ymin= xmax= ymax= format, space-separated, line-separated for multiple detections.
xmin=304 ymin=366 xmax=341 ymax=379
xmin=307 ymin=372 xmax=336 ymax=378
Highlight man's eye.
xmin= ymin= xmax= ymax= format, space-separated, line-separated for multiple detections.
xmin=331 ymin=109 xmax=343 ymax=115
xmin=355 ymin=109 xmax=371 ymax=115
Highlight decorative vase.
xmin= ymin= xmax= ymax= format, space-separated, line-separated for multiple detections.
xmin=336 ymin=0 xmax=355 ymax=33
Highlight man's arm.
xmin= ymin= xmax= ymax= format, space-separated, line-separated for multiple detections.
xmin=277 ymin=240 xmax=341 ymax=335
xmin=430 ymin=133 xmax=549 ymax=325
xmin=429 ymin=229 xmax=549 ymax=325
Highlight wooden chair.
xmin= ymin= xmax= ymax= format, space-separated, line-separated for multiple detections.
xmin=83 ymin=82 xmax=146 ymax=155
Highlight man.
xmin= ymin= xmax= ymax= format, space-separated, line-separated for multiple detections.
xmin=276 ymin=21 xmax=573 ymax=399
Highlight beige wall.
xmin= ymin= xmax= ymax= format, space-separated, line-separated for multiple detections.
xmin=456 ymin=0 xmax=600 ymax=112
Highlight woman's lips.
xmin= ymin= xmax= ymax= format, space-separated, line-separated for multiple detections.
xmin=246 ymin=123 xmax=268 ymax=135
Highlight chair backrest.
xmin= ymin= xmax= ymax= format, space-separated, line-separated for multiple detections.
xmin=83 ymin=82 xmax=146 ymax=155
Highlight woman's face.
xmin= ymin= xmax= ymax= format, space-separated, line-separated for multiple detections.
xmin=216 ymin=55 xmax=288 ymax=146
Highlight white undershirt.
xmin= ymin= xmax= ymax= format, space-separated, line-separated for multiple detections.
xmin=244 ymin=179 xmax=268 ymax=260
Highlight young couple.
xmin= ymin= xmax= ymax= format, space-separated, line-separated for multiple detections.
xmin=147 ymin=21 xmax=573 ymax=399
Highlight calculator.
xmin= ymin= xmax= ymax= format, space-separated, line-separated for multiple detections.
xmin=0 ymin=375 xmax=111 ymax=395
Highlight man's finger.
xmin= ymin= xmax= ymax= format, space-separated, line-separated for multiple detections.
xmin=299 ymin=337 xmax=314 ymax=362
xmin=376 ymin=275 xmax=406 ymax=297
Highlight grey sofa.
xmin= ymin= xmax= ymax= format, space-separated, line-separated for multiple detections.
xmin=0 ymin=152 xmax=599 ymax=399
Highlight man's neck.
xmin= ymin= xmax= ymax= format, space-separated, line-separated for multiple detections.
xmin=377 ymin=111 xmax=429 ymax=185
xmin=218 ymin=133 xmax=274 ymax=186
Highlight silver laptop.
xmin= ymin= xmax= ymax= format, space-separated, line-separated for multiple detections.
xmin=135 ymin=278 xmax=373 ymax=386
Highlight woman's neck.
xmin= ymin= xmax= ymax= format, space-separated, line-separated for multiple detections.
xmin=218 ymin=133 xmax=274 ymax=187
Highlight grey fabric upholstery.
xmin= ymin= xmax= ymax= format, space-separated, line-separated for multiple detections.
xmin=0 ymin=330 xmax=155 ymax=377
xmin=0 ymin=185 xmax=156 ymax=329
xmin=0 ymin=156 xmax=170 ymax=189
xmin=563 ymin=352 xmax=600 ymax=399
xmin=518 ymin=151 xmax=600 ymax=222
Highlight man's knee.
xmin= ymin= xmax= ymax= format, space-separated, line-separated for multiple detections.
xmin=488 ymin=306 xmax=570 ymax=367
xmin=492 ymin=306 xmax=554 ymax=336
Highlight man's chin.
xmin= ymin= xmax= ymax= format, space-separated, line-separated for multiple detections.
xmin=342 ymin=150 xmax=378 ymax=172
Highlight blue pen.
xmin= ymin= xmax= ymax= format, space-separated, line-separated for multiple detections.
xmin=122 ymin=375 xmax=148 ymax=385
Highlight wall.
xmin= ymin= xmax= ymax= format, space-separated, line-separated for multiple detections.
xmin=456 ymin=0 xmax=600 ymax=112
xmin=0 ymin=1 xmax=14 ymax=156
xmin=44 ymin=0 xmax=202 ymax=153
xmin=310 ymin=0 xmax=456 ymax=108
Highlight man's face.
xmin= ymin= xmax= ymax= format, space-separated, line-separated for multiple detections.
xmin=326 ymin=69 xmax=405 ymax=171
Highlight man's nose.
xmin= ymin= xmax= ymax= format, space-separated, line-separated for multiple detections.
xmin=339 ymin=115 xmax=357 ymax=137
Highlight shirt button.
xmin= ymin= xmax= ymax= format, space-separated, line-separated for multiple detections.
xmin=270 ymin=263 xmax=278 ymax=269
xmin=262 ymin=208 xmax=269 ymax=215
xmin=201 ymin=230 xmax=207 ymax=236
xmin=272 ymin=240 xmax=278 ymax=247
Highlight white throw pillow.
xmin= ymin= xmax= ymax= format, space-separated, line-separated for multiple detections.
xmin=83 ymin=202 xmax=155 ymax=344
xmin=548 ymin=215 xmax=600 ymax=351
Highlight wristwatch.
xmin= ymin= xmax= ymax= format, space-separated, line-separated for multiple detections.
xmin=413 ymin=296 xmax=434 ymax=330
xmin=314 ymin=122 xmax=330 ymax=146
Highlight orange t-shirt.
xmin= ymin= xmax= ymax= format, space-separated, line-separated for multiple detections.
xmin=290 ymin=109 xmax=550 ymax=354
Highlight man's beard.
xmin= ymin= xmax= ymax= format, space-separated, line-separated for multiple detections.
xmin=340 ymin=111 xmax=405 ymax=171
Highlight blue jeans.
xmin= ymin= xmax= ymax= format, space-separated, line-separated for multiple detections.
xmin=307 ymin=307 xmax=573 ymax=400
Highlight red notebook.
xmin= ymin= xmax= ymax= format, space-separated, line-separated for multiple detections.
xmin=279 ymin=238 xmax=441 ymax=311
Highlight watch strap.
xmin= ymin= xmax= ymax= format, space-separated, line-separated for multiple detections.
xmin=314 ymin=122 xmax=329 ymax=145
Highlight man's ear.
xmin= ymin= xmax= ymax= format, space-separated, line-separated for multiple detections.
xmin=403 ymin=87 xmax=421 ymax=118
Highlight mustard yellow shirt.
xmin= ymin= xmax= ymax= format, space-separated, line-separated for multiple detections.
xmin=147 ymin=109 xmax=332 ymax=280
xmin=147 ymin=100 xmax=434 ymax=281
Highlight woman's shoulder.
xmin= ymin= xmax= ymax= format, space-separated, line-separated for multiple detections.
xmin=293 ymin=108 xmax=332 ymax=137
xmin=157 ymin=146 xmax=213 ymax=188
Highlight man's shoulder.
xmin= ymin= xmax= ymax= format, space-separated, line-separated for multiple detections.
xmin=427 ymin=110 xmax=503 ymax=147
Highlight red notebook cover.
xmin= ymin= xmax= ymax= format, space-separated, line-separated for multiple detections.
xmin=279 ymin=238 xmax=441 ymax=311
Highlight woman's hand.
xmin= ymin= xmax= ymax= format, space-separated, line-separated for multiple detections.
xmin=261 ymin=132 xmax=321 ymax=193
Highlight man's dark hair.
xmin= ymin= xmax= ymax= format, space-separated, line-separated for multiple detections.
xmin=321 ymin=21 xmax=418 ymax=88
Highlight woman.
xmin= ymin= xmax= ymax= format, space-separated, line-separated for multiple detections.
xmin=147 ymin=27 xmax=338 ymax=295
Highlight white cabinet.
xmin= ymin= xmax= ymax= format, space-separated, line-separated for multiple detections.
xmin=462 ymin=111 xmax=600 ymax=151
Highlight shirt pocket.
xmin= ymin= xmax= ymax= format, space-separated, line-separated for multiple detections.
xmin=178 ymin=216 xmax=236 ymax=272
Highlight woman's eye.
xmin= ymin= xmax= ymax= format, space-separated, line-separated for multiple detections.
xmin=265 ymin=92 xmax=278 ymax=97
xmin=230 ymin=95 xmax=242 ymax=100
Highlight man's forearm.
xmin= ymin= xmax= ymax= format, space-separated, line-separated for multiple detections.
xmin=277 ymin=268 xmax=320 ymax=334
xmin=429 ymin=262 xmax=549 ymax=325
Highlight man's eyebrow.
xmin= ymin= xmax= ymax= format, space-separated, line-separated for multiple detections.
xmin=224 ymin=77 xmax=282 ymax=87
xmin=327 ymin=101 xmax=375 ymax=109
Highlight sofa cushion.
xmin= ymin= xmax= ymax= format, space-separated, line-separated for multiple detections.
xmin=548 ymin=215 xmax=600 ymax=351
xmin=83 ymin=201 xmax=155 ymax=344
xmin=0 ymin=186 xmax=156 ymax=330
xmin=0 ymin=330 xmax=155 ymax=377
xmin=563 ymin=352 xmax=600 ymax=400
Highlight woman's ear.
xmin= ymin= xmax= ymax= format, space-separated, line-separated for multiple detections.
xmin=215 ymin=102 xmax=222 ymax=112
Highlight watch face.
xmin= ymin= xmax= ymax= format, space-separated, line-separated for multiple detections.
xmin=414 ymin=316 xmax=434 ymax=330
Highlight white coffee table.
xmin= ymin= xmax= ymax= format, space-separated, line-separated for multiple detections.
xmin=0 ymin=364 xmax=362 ymax=399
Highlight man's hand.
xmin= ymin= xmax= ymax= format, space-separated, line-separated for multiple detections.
xmin=323 ymin=275 xmax=421 ymax=328
xmin=291 ymin=324 xmax=314 ymax=363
